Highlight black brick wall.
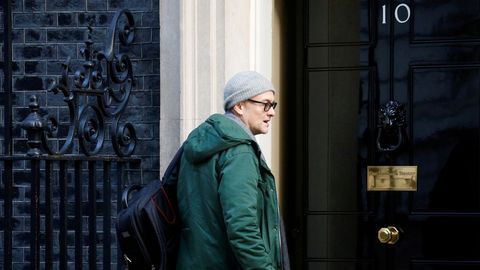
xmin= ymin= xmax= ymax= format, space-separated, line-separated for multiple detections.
xmin=1 ymin=0 xmax=160 ymax=268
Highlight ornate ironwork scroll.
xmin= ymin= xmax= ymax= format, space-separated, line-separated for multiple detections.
xmin=21 ymin=9 xmax=137 ymax=157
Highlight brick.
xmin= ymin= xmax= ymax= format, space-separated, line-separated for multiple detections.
xmin=89 ymin=27 xmax=107 ymax=43
xmin=140 ymin=155 xmax=159 ymax=169
xmin=134 ymin=139 xmax=159 ymax=153
xmin=0 ymin=186 xmax=20 ymax=200
xmin=58 ymin=13 xmax=76 ymax=27
xmin=132 ymin=60 xmax=153 ymax=74
xmin=87 ymin=0 xmax=107 ymax=11
xmin=14 ymin=45 xmax=56 ymax=60
xmin=11 ymin=61 xmax=23 ymax=75
xmin=25 ymin=61 xmax=46 ymax=75
xmin=98 ymin=14 xmax=109 ymax=25
xmin=144 ymin=75 xmax=160 ymax=90
xmin=129 ymin=90 xmax=151 ymax=106
xmin=132 ymin=123 xmax=154 ymax=139
xmin=0 ymin=93 xmax=9 ymax=106
xmin=13 ymin=140 xmax=30 ymax=156
xmin=133 ymin=28 xmax=152 ymax=43
xmin=142 ymin=12 xmax=158 ymax=27
xmin=152 ymin=27 xmax=159 ymax=43
xmin=108 ymin=0 xmax=151 ymax=11
xmin=12 ymin=29 xmax=25 ymax=44
xmin=25 ymin=29 xmax=47 ymax=43
xmin=142 ymin=171 xmax=160 ymax=182
xmin=24 ymin=0 xmax=46 ymax=12
xmin=12 ymin=232 xmax=30 ymax=248
xmin=152 ymin=92 xmax=159 ymax=106
xmin=153 ymin=59 xmax=159 ymax=73
xmin=12 ymin=125 xmax=23 ymax=137
xmin=11 ymin=248 xmax=26 ymax=264
xmin=47 ymin=29 xmax=85 ymax=42
xmin=142 ymin=43 xmax=159 ymax=58
xmin=14 ymin=14 xmax=55 ymax=27
xmin=78 ymin=13 xmax=111 ymax=27
xmin=46 ymin=0 xmax=87 ymax=12
xmin=119 ymin=43 xmax=141 ymax=59
xmin=14 ymin=76 xmax=44 ymax=91
xmin=47 ymin=89 xmax=70 ymax=106
xmin=123 ymin=106 xmax=159 ymax=123
xmin=46 ymin=60 xmax=65 ymax=75
xmin=11 ymin=0 xmax=23 ymax=12
xmin=13 ymin=201 xmax=31 ymax=216
xmin=133 ymin=76 xmax=144 ymax=90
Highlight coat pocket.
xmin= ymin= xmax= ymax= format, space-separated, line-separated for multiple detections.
xmin=257 ymin=179 xmax=271 ymax=252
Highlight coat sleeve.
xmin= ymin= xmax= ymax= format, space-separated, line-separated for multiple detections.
xmin=218 ymin=150 xmax=275 ymax=270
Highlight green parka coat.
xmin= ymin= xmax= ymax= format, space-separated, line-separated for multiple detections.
xmin=176 ymin=114 xmax=282 ymax=269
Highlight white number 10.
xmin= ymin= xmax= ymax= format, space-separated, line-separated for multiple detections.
xmin=382 ymin=4 xmax=411 ymax=24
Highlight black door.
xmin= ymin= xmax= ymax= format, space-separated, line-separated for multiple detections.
xmin=302 ymin=0 xmax=480 ymax=269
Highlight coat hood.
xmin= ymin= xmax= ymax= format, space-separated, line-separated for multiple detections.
xmin=183 ymin=114 xmax=255 ymax=164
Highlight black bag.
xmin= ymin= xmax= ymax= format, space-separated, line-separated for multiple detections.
xmin=116 ymin=146 xmax=183 ymax=270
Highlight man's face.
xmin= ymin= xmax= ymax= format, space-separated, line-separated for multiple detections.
xmin=237 ymin=91 xmax=276 ymax=135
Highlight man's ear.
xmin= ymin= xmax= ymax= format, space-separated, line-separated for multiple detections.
xmin=232 ymin=102 xmax=244 ymax=116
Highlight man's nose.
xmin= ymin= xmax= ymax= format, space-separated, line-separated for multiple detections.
xmin=267 ymin=107 xmax=275 ymax=116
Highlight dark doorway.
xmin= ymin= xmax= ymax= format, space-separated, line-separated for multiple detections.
xmin=299 ymin=0 xmax=480 ymax=269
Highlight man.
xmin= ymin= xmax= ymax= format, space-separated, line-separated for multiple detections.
xmin=176 ymin=71 xmax=287 ymax=269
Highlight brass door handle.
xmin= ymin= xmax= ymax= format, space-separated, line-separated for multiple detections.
xmin=378 ymin=226 xmax=400 ymax=244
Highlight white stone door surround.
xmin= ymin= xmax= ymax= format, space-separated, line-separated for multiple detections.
xmin=160 ymin=0 xmax=275 ymax=174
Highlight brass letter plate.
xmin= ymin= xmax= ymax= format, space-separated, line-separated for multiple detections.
xmin=367 ymin=166 xmax=417 ymax=191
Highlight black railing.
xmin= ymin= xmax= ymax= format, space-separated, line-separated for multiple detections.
xmin=1 ymin=8 xmax=142 ymax=269
xmin=1 ymin=155 xmax=140 ymax=269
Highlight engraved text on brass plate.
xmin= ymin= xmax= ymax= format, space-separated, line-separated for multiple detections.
xmin=367 ymin=166 xmax=417 ymax=191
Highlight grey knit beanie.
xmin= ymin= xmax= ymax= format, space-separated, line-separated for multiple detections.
xmin=223 ymin=71 xmax=275 ymax=111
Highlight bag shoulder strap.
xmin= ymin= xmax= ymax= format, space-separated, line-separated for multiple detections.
xmin=162 ymin=144 xmax=184 ymax=185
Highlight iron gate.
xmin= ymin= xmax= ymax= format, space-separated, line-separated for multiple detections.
xmin=1 ymin=3 xmax=142 ymax=269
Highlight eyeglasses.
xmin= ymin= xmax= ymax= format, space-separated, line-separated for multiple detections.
xmin=247 ymin=99 xmax=278 ymax=112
